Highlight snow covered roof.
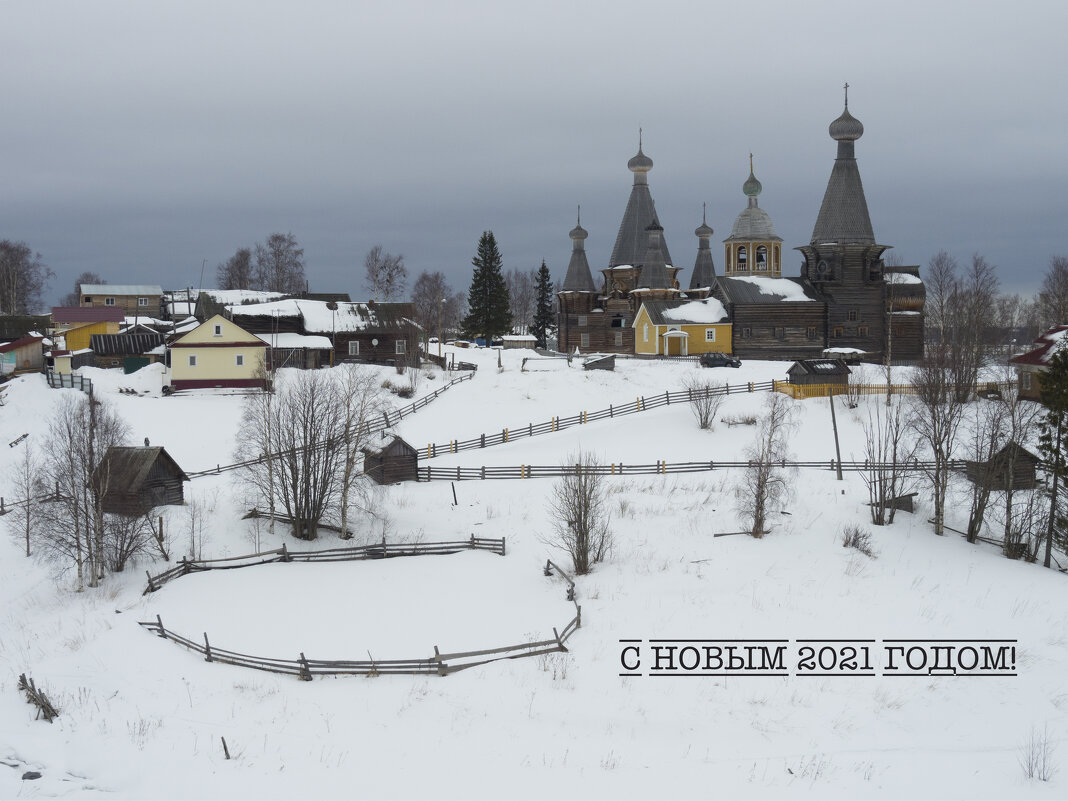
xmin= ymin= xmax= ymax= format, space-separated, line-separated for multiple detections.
xmin=883 ymin=271 xmax=923 ymax=285
xmin=201 ymin=289 xmax=288 ymax=304
xmin=1010 ymin=325 xmax=1068 ymax=368
xmin=228 ymin=299 xmax=417 ymax=334
xmin=640 ymin=297 xmax=729 ymax=325
xmin=255 ymin=333 xmax=333 ymax=350
xmin=719 ymin=276 xmax=820 ymax=304
xmin=788 ymin=359 xmax=851 ymax=377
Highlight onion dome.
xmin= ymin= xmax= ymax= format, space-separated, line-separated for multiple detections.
xmin=569 ymin=206 xmax=588 ymax=242
xmin=829 ymin=82 xmax=864 ymax=141
xmin=742 ymin=153 xmax=762 ymax=198
xmin=695 ymin=202 xmax=714 ymax=239
xmin=628 ymin=129 xmax=653 ymax=173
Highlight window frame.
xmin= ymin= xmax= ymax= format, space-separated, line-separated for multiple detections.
xmin=235 ymin=354 xmax=244 ymax=367
xmin=614 ymin=331 xmax=623 ymax=347
xmin=580 ymin=333 xmax=590 ymax=348
xmin=213 ymin=324 xmax=223 ymax=337
xmin=395 ymin=339 xmax=406 ymax=355
xmin=577 ymin=315 xmax=588 ymax=327
xmin=705 ymin=328 xmax=716 ymax=342
xmin=138 ymin=297 xmax=148 ymax=307
xmin=348 ymin=341 xmax=360 ymax=356
xmin=104 ymin=297 xmax=116 ymax=306
xmin=188 ymin=354 xmax=197 ymax=367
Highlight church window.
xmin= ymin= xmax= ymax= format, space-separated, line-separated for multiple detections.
xmin=847 ymin=309 xmax=858 ymax=322
xmin=807 ymin=326 xmax=817 ymax=340
xmin=741 ymin=327 xmax=752 ymax=339
xmin=577 ymin=315 xmax=587 ymax=327
xmin=833 ymin=327 xmax=844 ymax=339
xmin=580 ymin=333 xmax=590 ymax=348
xmin=859 ymin=325 xmax=869 ymax=337
xmin=643 ymin=323 xmax=649 ymax=343
xmin=737 ymin=246 xmax=747 ymax=268
xmin=756 ymin=246 xmax=768 ymax=270
xmin=705 ymin=328 xmax=716 ymax=342
xmin=614 ymin=331 xmax=623 ymax=346
xmin=611 ymin=317 xmax=625 ymax=327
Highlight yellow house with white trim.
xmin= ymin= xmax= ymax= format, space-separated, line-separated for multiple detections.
xmin=168 ymin=314 xmax=268 ymax=390
xmin=633 ymin=298 xmax=732 ymax=356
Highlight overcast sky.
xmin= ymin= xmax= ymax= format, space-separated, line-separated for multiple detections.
xmin=2 ymin=0 xmax=1065 ymax=307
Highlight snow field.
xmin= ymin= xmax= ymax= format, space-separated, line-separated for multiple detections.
xmin=0 ymin=346 xmax=1066 ymax=799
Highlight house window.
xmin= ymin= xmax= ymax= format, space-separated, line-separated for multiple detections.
xmin=611 ymin=317 xmax=625 ymax=327
xmin=833 ymin=327 xmax=844 ymax=339
xmin=643 ymin=323 xmax=649 ymax=343
xmin=83 ymin=296 xmax=91 ymax=304
xmin=756 ymin=246 xmax=768 ymax=270
xmin=395 ymin=340 xmax=406 ymax=355
xmin=138 ymin=297 xmax=148 ymax=306
xmin=1023 ymin=372 xmax=1032 ymax=391
xmin=236 ymin=354 xmax=244 ymax=367
xmin=348 ymin=341 xmax=360 ymax=356
xmin=847 ymin=309 xmax=858 ymax=322
xmin=776 ymin=327 xmax=785 ymax=340
xmin=705 ymin=329 xmax=716 ymax=342
xmin=741 ymin=327 xmax=752 ymax=339
xmin=213 ymin=324 xmax=222 ymax=337
xmin=807 ymin=326 xmax=817 ymax=340
xmin=577 ymin=315 xmax=587 ymax=327
xmin=105 ymin=297 xmax=115 ymax=306
xmin=614 ymin=331 xmax=623 ymax=346
xmin=858 ymin=325 xmax=869 ymax=338
xmin=580 ymin=333 xmax=590 ymax=348
xmin=188 ymin=354 xmax=197 ymax=367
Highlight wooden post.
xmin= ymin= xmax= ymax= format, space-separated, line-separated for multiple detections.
xmin=434 ymin=645 xmax=446 ymax=676
xmin=299 ymin=652 xmax=312 ymax=681
xmin=146 ymin=571 xmax=156 ymax=593
xmin=156 ymin=614 xmax=166 ymax=637
xmin=501 ymin=537 xmax=506 ymax=556
xmin=203 ymin=632 xmax=213 ymax=662
xmin=829 ymin=389 xmax=844 ymax=481
xmin=451 ymin=481 xmax=458 ymax=506
xmin=221 ymin=737 xmax=231 ymax=759
xmin=281 ymin=542 xmax=290 ymax=562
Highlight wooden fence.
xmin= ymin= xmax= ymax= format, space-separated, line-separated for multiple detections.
xmin=139 ymin=555 xmax=582 ymax=679
xmin=418 ymin=380 xmax=777 ymax=460
xmin=185 ymin=371 xmax=474 ymax=479
xmin=419 ymin=458 xmax=969 ymax=482
xmin=45 ymin=372 xmax=93 ymax=393
xmin=774 ymin=380 xmax=1011 ymax=400
xmin=17 ymin=673 xmax=59 ymax=722
xmin=144 ymin=535 xmax=506 ymax=593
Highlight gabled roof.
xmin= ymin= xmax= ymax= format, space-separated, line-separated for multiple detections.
xmin=89 ymin=332 xmax=165 ymax=356
xmin=1009 ymin=325 xmax=1068 ymax=368
xmin=93 ymin=446 xmax=189 ymax=487
xmin=52 ymin=306 xmax=126 ymax=323
xmin=788 ymin=359 xmax=851 ymax=376
xmin=79 ymin=284 xmax=163 ymax=296
xmin=636 ymin=298 xmax=728 ymax=326
xmin=0 ymin=335 xmax=44 ymax=353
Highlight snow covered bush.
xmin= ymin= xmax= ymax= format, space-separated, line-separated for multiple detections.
xmin=546 ymin=451 xmax=612 ymax=574
xmin=841 ymin=524 xmax=876 ymax=558
xmin=683 ymin=374 xmax=725 ymax=430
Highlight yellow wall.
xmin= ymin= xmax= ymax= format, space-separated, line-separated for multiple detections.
xmin=632 ymin=307 xmax=732 ymax=355
xmin=170 ymin=315 xmax=266 ymax=382
xmin=64 ymin=321 xmax=115 ymax=351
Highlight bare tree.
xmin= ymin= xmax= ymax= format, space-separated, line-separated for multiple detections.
xmin=364 ymin=245 xmax=408 ymax=302
xmin=335 ymin=364 xmax=386 ymax=540
xmin=546 ymin=452 xmax=612 ymax=574
xmin=9 ymin=440 xmax=44 ymax=557
xmin=963 ymin=399 xmax=1007 ymax=543
xmin=411 ymin=271 xmax=464 ymax=349
xmin=683 ymin=374 xmax=726 ymax=430
xmin=1037 ymin=255 xmax=1068 ymax=331
xmin=861 ymin=397 xmax=919 ymax=526
xmin=104 ymin=512 xmax=158 ymax=572
xmin=254 ymin=232 xmax=306 ymax=294
xmin=910 ymin=353 xmax=965 ymax=536
xmin=505 ymin=268 xmax=536 ymax=334
xmin=0 ymin=240 xmax=54 ymax=314
xmin=216 ymin=247 xmax=253 ymax=290
xmin=62 ymin=271 xmax=105 ymax=307
xmin=946 ymin=254 xmax=998 ymax=402
xmin=924 ymin=250 xmax=958 ymax=348
xmin=738 ymin=393 xmax=795 ymax=538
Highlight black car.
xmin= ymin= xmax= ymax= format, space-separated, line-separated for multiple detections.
xmin=699 ymin=352 xmax=741 ymax=368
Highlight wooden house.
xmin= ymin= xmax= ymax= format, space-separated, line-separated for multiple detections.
xmin=90 ymin=332 xmax=166 ymax=372
xmin=94 ymin=446 xmax=189 ymax=514
xmin=787 ymin=359 xmax=851 ymax=386
xmin=167 ymin=314 xmax=269 ymax=390
xmin=632 ymin=298 xmax=732 ymax=356
xmin=1009 ymin=325 xmax=1068 ymax=402
xmin=79 ymin=284 xmax=163 ymax=317
xmin=361 ymin=435 xmax=418 ymax=484
xmin=964 ymin=442 xmax=1040 ymax=491
xmin=0 ymin=336 xmax=44 ymax=375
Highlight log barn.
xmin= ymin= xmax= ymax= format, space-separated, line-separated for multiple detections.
xmin=94 ymin=446 xmax=189 ymax=515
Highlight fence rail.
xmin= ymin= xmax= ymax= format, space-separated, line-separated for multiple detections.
xmin=144 ymin=535 xmax=505 ymax=593
xmin=139 ymin=558 xmax=580 ymax=679
xmin=418 ymin=381 xmax=777 ymax=460
xmin=419 ymin=458 xmax=970 ymax=482
xmin=185 ymin=371 xmax=474 ymax=479
xmin=774 ymin=380 xmax=1012 ymax=400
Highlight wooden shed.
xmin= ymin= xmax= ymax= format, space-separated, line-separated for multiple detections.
xmin=964 ymin=442 xmax=1040 ymax=491
xmin=787 ymin=359 xmax=851 ymax=386
xmin=93 ymin=446 xmax=189 ymax=515
xmin=361 ymin=435 xmax=419 ymax=485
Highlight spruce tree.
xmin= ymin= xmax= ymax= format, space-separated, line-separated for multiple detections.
xmin=1039 ymin=348 xmax=1068 ymax=566
xmin=531 ymin=260 xmax=554 ymax=349
xmin=461 ymin=231 xmax=512 ymax=344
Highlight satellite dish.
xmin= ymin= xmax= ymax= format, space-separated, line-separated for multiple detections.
xmin=372 ymin=338 xmax=379 ymax=346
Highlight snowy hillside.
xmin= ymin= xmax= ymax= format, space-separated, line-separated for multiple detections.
xmin=1 ymin=349 xmax=1066 ymax=800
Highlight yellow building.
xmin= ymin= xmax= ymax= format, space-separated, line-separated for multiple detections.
xmin=62 ymin=321 xmax=118 ymax=351
xmin=633 ymin=298 xmax=732 ymax=356
xmin=168 ymin=314 xmax=268 ymax=390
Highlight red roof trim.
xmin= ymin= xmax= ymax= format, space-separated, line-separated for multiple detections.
xmin=0 ymin=336 xmax=44 ymax=354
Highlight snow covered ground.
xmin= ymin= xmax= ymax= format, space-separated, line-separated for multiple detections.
xmin=1 ymin=348 xmax=1066 ymax=799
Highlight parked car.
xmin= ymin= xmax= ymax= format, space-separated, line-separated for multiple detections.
xmin=699 ymin=352 xmax=741 ymax=368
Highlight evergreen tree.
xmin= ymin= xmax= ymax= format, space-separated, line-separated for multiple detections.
xmin=461 ymin=231 xmax=511 ymax=343
xmin=1038 ymin=348 xmax=1068 ymax=566
xmin=531 ymin=260 xmax=554 ymax=349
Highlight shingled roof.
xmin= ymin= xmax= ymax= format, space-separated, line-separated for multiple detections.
xmin=610 ymin=142 xmax=673 ymax=268
xmin=811 ymin=101 xmax=876 ymax=245
xmin=93 ymin=446 xmax=189 ymax=487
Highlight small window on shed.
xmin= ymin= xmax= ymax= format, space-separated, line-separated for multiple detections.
xmin=348 ymin=341 xmax=360 ymax=356
xmin=138 ymin=297 xmax=148 ymax=306
xmin=395 ymin=340 xmax=406 ymax=355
